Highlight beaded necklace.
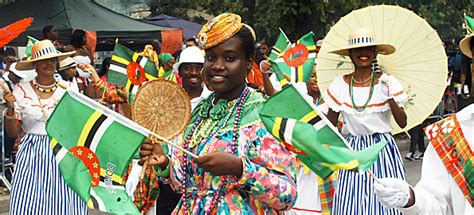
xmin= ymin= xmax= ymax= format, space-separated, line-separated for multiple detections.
xmin=33 ymin=79 xmax=58 ymax=93
xmin=31 ymin=80 xmax=58 ymax=121
xmin=349 ymin=72 xmax=376 ymax=112
xmin=180 ymin=87 xmax=250 ymax=214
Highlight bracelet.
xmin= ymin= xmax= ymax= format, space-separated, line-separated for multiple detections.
xmin=4 ymin=112 xmax=16 ymax=120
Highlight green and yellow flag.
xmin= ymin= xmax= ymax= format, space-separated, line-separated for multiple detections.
xmin=269 ymin=28 xmax=291 ymax=62
xmin=465 ymin=14 xmax=474 ymax=33
xmin=273 ymin=31 xmax=316 ymax=83
xmin=24 ymin=36 xmax=39 ymax=59
xmin=259 ymin=85 xmax=387 ymax=179
xmin=46 ymin=90 xmax=151 ymax=214
xmin=108 ymin=43 xmax=159 ymax=102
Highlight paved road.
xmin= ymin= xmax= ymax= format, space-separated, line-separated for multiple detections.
xmin=0 ymin=137 xmax=424 ymax=214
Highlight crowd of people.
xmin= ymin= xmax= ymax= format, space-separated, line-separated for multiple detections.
xmin=0 ymin=11 xmax=473 ymax=215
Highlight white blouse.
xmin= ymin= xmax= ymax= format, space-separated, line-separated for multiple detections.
xmin=13 ymin=80 xmax=78 ymax=135
xmin=323 ymin=74 xmax=407 ymax=136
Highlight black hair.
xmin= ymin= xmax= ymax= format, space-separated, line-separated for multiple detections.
xmin=0 ymin=47 xmax=16 ymax=56
xmin=186 ymin=37 xmax=199 ymax=45
xmin=43 ymin=25 xmax=54 ymax=38
xmin=70 ymin=29 xmax=86 ymax=48
xmin=99 ymin=57 xmax=112 ymax=77
xmin=255 ymin=47 xmax=266 ymax=64
xmin=258 ymin=42 xmax=269 ymax=48
xmin=233 ymin=26 xmax=256 ymax=60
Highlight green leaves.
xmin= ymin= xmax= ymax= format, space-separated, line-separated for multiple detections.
xmin=114 ymin=0 xmax=474 ymax=43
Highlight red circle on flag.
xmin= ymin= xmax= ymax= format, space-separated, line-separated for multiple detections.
xmin=283 ymin=44 xmax=309 ymax=67
xmin=127 ymin=62 xmax=147 ymax=85
xmin=69 ymin=146 xmax=101 ymax=187
xmin=282 ymin=141 xmax=307 ymax=155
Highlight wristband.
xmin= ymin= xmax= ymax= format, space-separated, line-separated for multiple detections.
xmin=5 ymin=112 xmax=16 ymax=120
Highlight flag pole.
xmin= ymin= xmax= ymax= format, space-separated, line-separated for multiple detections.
xmin=367 ymin=169 xmax=381 ymax=184
xmin=149 ymin=131 xmax=198 ymax=158
xmin=140 ymin=131 xmax=198 ymax=180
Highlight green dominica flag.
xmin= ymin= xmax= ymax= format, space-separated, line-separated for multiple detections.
xmin=46 ymin=90 xmax=151 ymax=214
xmin=273 ymin=31 xmax=316 ymax=83
xmin=259 ymin=84 xmax=387 ymax=179
xmin=24 ymin=36 xmax=39 ymax=58
xmin=465 ymin=14 xmax=474 ymax=33
xmin=269 ymin=28 xmax=291 ymax=62
xmin=108 ymin=43 xmax=159 ymax=103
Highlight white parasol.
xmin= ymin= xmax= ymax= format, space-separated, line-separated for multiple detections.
xmin=317 ymin=5 xmax=448 ymax=134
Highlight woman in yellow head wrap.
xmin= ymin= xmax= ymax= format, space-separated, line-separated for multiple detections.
xmin=139 ymin=13 xmax=297 ymax=214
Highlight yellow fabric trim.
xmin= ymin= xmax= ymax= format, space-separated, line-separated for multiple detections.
xmin=111 ymin=55 xmax=130 ymax=66
xmin=323 ymin=159 xmax=359 ymax=171
xmin=145 ymin=73 xmax=158 ymax=80
xmin=307 ymin=45 xmax=317 ymax=50
xmin=297 ymin=64 xmax=304 ymax=81
xmin=272 ymin=117 xmax=282 ymax=139
xmin=77 ymin=111 xmax=102 ymax=147
xmin=300 ymin=111 xmax=318 ymax=123
xmin=87 ymin=199 xmax=95 ymax=208
xmin=100 ymin=168 xmax=124 ymax=184
xmin=279 ymin=79 xmax=289 ymax=88
xmin=132 ymin=52 xmax=139 ymax=62
xmin=50 ymin=138 xmax=58 ymax=148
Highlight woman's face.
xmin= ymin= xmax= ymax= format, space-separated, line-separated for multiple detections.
xmin=35 ymin=58 xmax=58 ymax=76
xmin=349 ymin=46 xmax=376 ymax=68
xmin=164 ymin=58 xmax=175 ymax=71
xmin=203 ymin=37 xmax=252 ymax=99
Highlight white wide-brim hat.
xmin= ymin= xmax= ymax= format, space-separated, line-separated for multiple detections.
xmin=173 ymin=46 xmax=205 ymax=72
xmin=59 ymin=57 xmax=77 ymax=71
xmin=9 ymin=62 xmax=34 ymax=79
xmin=460 ymin=34 xmax=473 ymax=59
xmin=16 ymin=40 xmax=75 ymax=70
xmin=330 ymin=28 xmax=396 ymax=56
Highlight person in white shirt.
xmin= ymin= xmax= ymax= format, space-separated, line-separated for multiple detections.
xmin=173 ymin=46 xmax=211 ymax=109
xmin=1 ymin=62 xmax=35 ymax=92
xmin=374 ymin=33 xmax=474 ymax=215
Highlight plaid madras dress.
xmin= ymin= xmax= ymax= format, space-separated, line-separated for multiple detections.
xmin=424 ymin=114 xmax=473 ymax=206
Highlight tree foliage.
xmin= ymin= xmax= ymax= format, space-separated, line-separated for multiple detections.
xmin=117 ymin=0 xmax=473 ymax=44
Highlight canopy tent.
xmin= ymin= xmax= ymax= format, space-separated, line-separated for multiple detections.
xmin=0 ymin=0 xmax=175 ymax=51
xmin=147 ymin=14 xmax=203 ymax=40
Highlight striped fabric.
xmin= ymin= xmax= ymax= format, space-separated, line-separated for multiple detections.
xmin=425 ymin=115 xmax=473 ymax=206
xmin=32 ymin=46 xmax=56 ymax=59
xmin=9 ymin=134 xmax=87 ymax=214
xmin=332 ymin=133 xmax=405 ymax=215
xmin=348 ymin=36 xmax=376 ymax=46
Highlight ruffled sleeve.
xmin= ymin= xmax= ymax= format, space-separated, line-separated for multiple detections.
xmin=323 ymin=75 xmax=344 ymax=113
xmin=387 ymin=75 xmax=408 ymax=107
xmin=236 ymin=124 xmax=298 ymax=210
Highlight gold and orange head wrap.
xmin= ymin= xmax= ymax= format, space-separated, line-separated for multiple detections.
xmin=198 ymin=13 xmax=255 ymax=49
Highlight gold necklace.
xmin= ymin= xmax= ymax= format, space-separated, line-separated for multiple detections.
xmin=351 ymin=73 xmax=373 ymax=84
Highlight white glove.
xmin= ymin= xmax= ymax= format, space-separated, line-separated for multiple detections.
xmin=125 ymin=159 xmax=142 ymax=199
xmin=374 ymin=177 xmax=411 ymax=209
xmin=378 ymin=73 xmax=392 ymax=100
